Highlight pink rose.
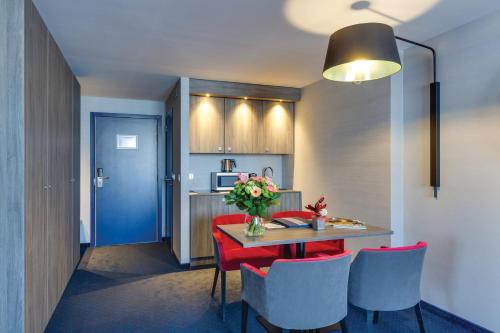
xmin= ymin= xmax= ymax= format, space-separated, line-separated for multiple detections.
xmin=250 ymin=176 xmax=262 ymax=182
xmin=266 ymin=185 xmax=277 ymax=193
xmin=238 ymin=173 xmax=248 ymax=183
xmin=250 ymin=186 xmax=262 ymax=197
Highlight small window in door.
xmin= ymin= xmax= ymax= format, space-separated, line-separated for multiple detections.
xmin=116 ymin=134 xmax=138 ymax=149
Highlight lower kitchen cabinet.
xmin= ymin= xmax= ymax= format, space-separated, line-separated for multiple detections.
xmin=189 ymin=191 xmax=302 ymax=260
xmin=266 ymin=191 xmax=302 ymax=216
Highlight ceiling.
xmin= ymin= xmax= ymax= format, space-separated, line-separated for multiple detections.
xmin=34 ymin=0 xmax=500 ymax=100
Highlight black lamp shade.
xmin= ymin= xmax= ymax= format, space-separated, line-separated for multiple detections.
xmin=323 ymin=23 xmax=401 ymax=82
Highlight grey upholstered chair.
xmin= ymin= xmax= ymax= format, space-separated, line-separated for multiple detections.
xmin=240 ymin=251 xmax=352 ymax=333
xmin=348 ymin=241 xmax=428 ymax=333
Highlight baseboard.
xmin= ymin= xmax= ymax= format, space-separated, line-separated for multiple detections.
xmin=421 ymin=301 xmax=493 ymax=333
xmin=189 ymin=256 xmax=216 ymax=270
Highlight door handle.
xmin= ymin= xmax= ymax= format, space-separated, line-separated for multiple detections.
xmin=96 ymin=168 xmax=110 ymax=188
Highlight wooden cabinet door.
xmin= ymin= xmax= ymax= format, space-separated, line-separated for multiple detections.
xmin=266 ymin=192 xmax=302 ymax=216
xmin=190 ymin=195 xmax=229 ymax=259
xmin=262 ymin=101 xmax=294 ymax=154
xmin=24 ymin=4 xmax=49 ymax=331
xmin=224 ymin=98 xmax=262 ymax=154
xmin=189 ymin=96 xmax=225 ymax=153
xmin=47 ymin=34 xmax=73 ymax=315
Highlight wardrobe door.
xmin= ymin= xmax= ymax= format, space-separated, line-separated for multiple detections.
xmin=72 ymin=77 xmax=81 ymax=265
xmin=24 ymin=3 xmax=49 ymax=332
xmin=62 ymin=63 xmax=74 ymax=280
xmin=47 ymin=34 xmax=68 ymax=315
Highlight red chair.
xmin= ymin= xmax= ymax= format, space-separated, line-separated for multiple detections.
xmin=211 ymin=214 xmax=282 ymax=320
xmin=271 ymin=211 xmax=344 ymax=258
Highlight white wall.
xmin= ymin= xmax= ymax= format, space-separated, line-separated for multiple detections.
xmin=80 ymin=96 xmax=165 ymax=243
xmin=167 ymin=78 xmax=191 ymax=264
xmin=390 ymin=71 xmax=405 ymax=247
xmin=403 ymin=11 xmax=500 ymax=331
xmin=294 ymin=78 xmax=392 ymax=253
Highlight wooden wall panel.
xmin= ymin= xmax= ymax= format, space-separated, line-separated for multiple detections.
xmin=24 ymin=2 xmax=48 ymax=332
xmin=0 ymin=0 xmax=26 ymax=332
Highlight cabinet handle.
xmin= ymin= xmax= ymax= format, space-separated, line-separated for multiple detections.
xmin=217 ymin=146 xmax=223 ymax=152
xmin=43 ymin=185 xmax=48 ymax=190
xmin=48 ymin=185 xmax=52 ymax=189
xmin=227 ymin=147 xmax=232 ymax=152
xmin=265 ymin=148 xmax=270 ymax=152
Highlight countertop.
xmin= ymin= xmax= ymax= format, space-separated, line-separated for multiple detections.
xmin=189 ymin=189 xmax=300 ymax=196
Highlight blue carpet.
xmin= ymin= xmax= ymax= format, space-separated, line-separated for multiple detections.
xmin=45 ymin=242 xmax=475 ymax=332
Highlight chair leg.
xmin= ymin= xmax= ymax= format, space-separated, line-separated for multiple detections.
xmin=373 ymin=311 xmax=379 ymax=324
xmin=414 ymin=303 xmax=426 ymax=333
xmin=211 ymin=266 xmax=220 ymax=297
xmin=366 ymin=311 xmax=374 ymax=333
xmin=241 ymin=300 xmax=249 ymax=333
xmin=220 ymin=271 xmax=226 ymax=321
xmin=340 ymin=318 xmax=349 ymax=333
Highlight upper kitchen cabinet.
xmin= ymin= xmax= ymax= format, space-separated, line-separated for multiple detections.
xmin=262 ymin=101 xmax=294 ymax=154
xmin=189 ymin=96 xmax=225 ymax=153
xmin=224 ymin=98 xmax=262 ymax=154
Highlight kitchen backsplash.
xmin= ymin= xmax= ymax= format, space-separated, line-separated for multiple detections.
xmin=189 ymin=154 xmax=286 ymax=191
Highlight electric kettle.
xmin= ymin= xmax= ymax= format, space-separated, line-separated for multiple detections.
xmin=221 ymin=159 xmax=237 ymax=172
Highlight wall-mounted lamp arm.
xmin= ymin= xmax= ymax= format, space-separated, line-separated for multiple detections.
xmin=395 ymin=36 xmax=440 ymax=198
xmin=395 ymin=36 xmax=436 ymax=82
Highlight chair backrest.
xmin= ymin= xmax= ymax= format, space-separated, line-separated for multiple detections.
xmin=271 ymin=210 xmax=314 ymax=219
xmin=211 ymin=214 xmax=249 ymax=233
xmin=264 ymin=252 xmax=352 ymax=330
xmin=348 ymin=241 xmax=427 ymax=311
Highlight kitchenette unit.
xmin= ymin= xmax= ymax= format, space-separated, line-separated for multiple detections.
xmin=187 ymin=79 xmax=302 ymax=265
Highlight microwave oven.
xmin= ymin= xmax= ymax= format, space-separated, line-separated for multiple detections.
xmin=211 ymin=172 xmax=249 ymax=192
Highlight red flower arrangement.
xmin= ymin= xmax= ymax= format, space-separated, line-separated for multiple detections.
xmin=305 ymin=196 xmax=328 ymax=217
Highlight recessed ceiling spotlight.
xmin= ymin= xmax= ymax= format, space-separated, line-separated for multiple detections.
xmin=205 ymin=93 xmax=210 ymax=97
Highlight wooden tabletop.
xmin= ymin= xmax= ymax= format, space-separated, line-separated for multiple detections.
xmin=217 ymin=223 xmax=393 ymax=248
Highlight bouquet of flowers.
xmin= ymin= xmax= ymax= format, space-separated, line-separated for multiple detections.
xmin=224 ymin=174 xmax=281 ymax=236
xmin=305 ymin=196 xmax=328 ymax=217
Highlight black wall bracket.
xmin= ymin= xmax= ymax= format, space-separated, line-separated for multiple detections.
xmin=395 ymin=36 xmax=440 ymax=198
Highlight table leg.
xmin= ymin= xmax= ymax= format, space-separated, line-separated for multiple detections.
xmin=296 ymin=242 xmax=306 ymax=258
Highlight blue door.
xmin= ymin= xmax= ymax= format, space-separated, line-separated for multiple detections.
xmin=93 ymin=114 xmax=160 ymax=246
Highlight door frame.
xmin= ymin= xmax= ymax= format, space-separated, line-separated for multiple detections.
xmin=90 ymin=112 xmax=162 ymax=247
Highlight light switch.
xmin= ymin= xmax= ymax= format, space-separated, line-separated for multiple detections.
xmin=188 ymin=173 xmax=194 ymax=180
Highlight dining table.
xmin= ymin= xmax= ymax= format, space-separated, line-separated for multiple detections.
xmin=217 ymin=222 xmax=393 ymax=258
